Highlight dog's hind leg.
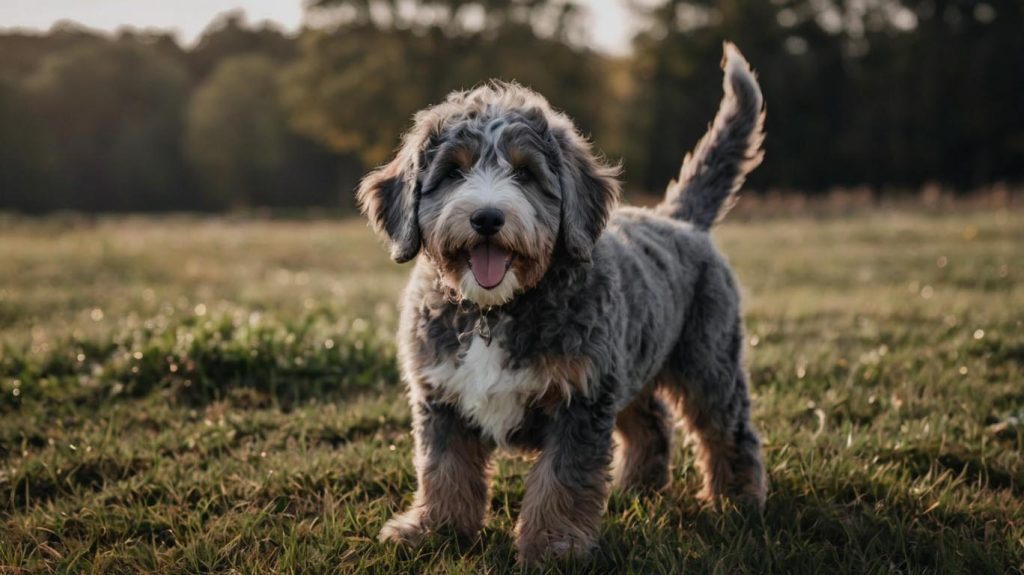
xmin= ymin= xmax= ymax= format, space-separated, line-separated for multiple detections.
xmin=660 ymin=367 xmax=766 ymax=508
xmin=658 ymin=265 xmax=767 ymax=508
xmin=613 ymin=389 xmax=673 ymax=492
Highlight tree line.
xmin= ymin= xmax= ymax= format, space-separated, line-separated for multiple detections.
xmin=1 ymin=0 xmax=1021 ymax=213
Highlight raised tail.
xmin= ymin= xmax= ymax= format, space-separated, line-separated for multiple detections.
xmin=658 ymin=42 xmax=765 ymax=230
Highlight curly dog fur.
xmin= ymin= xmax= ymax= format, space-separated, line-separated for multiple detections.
xmin=360 ymin=43 xmax=768 ymax=564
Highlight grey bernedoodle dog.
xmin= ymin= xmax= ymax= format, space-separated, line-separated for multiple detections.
xmin=359 ymin=43 xmax=767 ymax=564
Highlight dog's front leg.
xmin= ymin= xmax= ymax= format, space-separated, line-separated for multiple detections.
xmin=515 ymin=396 xmax=614 ymax=565
xmin=379 ymin=401 xmax=494 ymax=546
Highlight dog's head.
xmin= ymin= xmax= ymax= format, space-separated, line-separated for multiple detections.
xmin=358 ymin=82 xmax=620 ymax=307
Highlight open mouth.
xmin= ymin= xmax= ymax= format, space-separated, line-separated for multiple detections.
xmin=467 ymin=241 xmax=514 ymax=289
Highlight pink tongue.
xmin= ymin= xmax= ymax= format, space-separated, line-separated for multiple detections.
xmin=469 ymin=243 xmax=510 ymax=289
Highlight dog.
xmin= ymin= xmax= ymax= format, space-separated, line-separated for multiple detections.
xmin=359 ymin=43 xmax=767 ymax=564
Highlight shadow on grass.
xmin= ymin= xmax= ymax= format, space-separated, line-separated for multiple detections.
xmin=606 ymin=478 xmax=1017 ymax=574
xmin=367 ymin=473 xmax=1020 ymax=574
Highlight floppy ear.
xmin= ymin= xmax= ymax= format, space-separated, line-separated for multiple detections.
xmin=357 ymin=152 xmax=421 ymax=263
xmin=556 ymin=132 xmax=621 ymax=263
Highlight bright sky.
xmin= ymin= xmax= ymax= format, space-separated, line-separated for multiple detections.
xmin=0 ymin=0 xmax=638 ymax=54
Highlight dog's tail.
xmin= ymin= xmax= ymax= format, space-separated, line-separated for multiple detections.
xmin=658 ymin=43 xmax=765 ymax=231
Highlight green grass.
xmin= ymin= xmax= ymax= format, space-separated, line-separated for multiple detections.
xmin=1 ymin=209 xmax=1022 ymax=574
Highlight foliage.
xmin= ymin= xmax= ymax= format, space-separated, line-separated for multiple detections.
xmin=187 ymin=10 xmax=298 ymax=81
xmin=21 ymin=39 xmax=191 ymax=211
xmin=0 ymin=78 xmax=55 ymax=212
xmin=282 ymin=22 xmax=606 ymax=167
xmin=0 ymin=210 xmax=1022 ymax=572
xmin=0 ymin=1 xmax=1023 ymax=212
xmin=626 ymin=0 xmax=1024 ymax=191
xmin=186 ymin=55 xmax=341 ymax=209
xmin=0 ymin=21 xmax=350 ymax=213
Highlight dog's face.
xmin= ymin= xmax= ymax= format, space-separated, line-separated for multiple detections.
xmin=358 ymin=83 xmax=620 ymax=307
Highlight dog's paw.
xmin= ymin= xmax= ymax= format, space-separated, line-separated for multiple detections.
xmin=515 ymin=527 xmax=596 ymax=566
xmin=697 ymin=472 xmax=768 ymax=513
xmin=378 ymin=509 xmax=430 ymax=547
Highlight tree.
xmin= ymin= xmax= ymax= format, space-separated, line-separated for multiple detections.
xmin=186 ymin=55 xmax=290 ymax=208
xmin=625 ymin=0 xmax=1024 ymax=192
xmin=625 ymin=0 xmax=844 ymax=192
xmin=283 ymin=0 xmax=610 ymax=169
xmin=308 ymin=0 xmax=590 ymax=41
xmin=24 ymin=39 xmax=191 ymax=210
xmin=0 ymin=78 xmax=59 ymax=212
xmin=188 ymin=11 xmax=297 ymax=81
xmin=187 ymin=54 xmax=348 ymax=209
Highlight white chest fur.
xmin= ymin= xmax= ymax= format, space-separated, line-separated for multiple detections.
xmin=421 ymin=336 xmax=546 ymax=444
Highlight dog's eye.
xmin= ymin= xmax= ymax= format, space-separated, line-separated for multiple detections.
xmin=444 ymin=167 xmax=463 ymax=182
xmin=512 ymin=166 xmax=534 ymax=183
xmin=422 ymin=167 xmax=463 ymax=196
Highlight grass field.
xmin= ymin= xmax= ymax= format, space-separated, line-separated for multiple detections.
xmin=1 ymin=209 xmax=1022 ymax=574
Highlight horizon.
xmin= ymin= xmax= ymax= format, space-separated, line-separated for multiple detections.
xmin=0 ymin=0 xmax=637 ymax=54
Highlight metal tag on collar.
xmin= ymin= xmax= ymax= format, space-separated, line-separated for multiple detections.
xmin=475 ymin=309 xmax=494 ymax=346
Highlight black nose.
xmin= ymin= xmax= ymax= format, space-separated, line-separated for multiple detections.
xmin=470 ymin=207 xmax=505 ymax=237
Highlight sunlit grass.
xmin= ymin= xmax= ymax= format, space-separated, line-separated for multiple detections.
xmin=1 ymin=209 xmax=1022 ymax=573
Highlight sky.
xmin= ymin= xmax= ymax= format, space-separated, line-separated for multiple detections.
xmin=0 ymin=0 xmax=638 ymax=54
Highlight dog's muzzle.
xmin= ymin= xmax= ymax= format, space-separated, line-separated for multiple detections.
xmin=470 ymin=207 xmax=505 ymax=237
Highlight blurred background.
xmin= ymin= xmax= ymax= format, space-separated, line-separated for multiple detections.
xmin=2 ymin=0 xmax=1022 ymax=213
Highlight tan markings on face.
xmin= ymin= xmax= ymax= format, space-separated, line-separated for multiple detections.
xmin=505 ymin=145 xmax=528 ymax=169
xmin=508 ymin=249 xmax=549 ymax=295
xmin=451 ymin=146 xmax=476 ymax=171
xmin=430 ymin=252 xmax=467 ymax=293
